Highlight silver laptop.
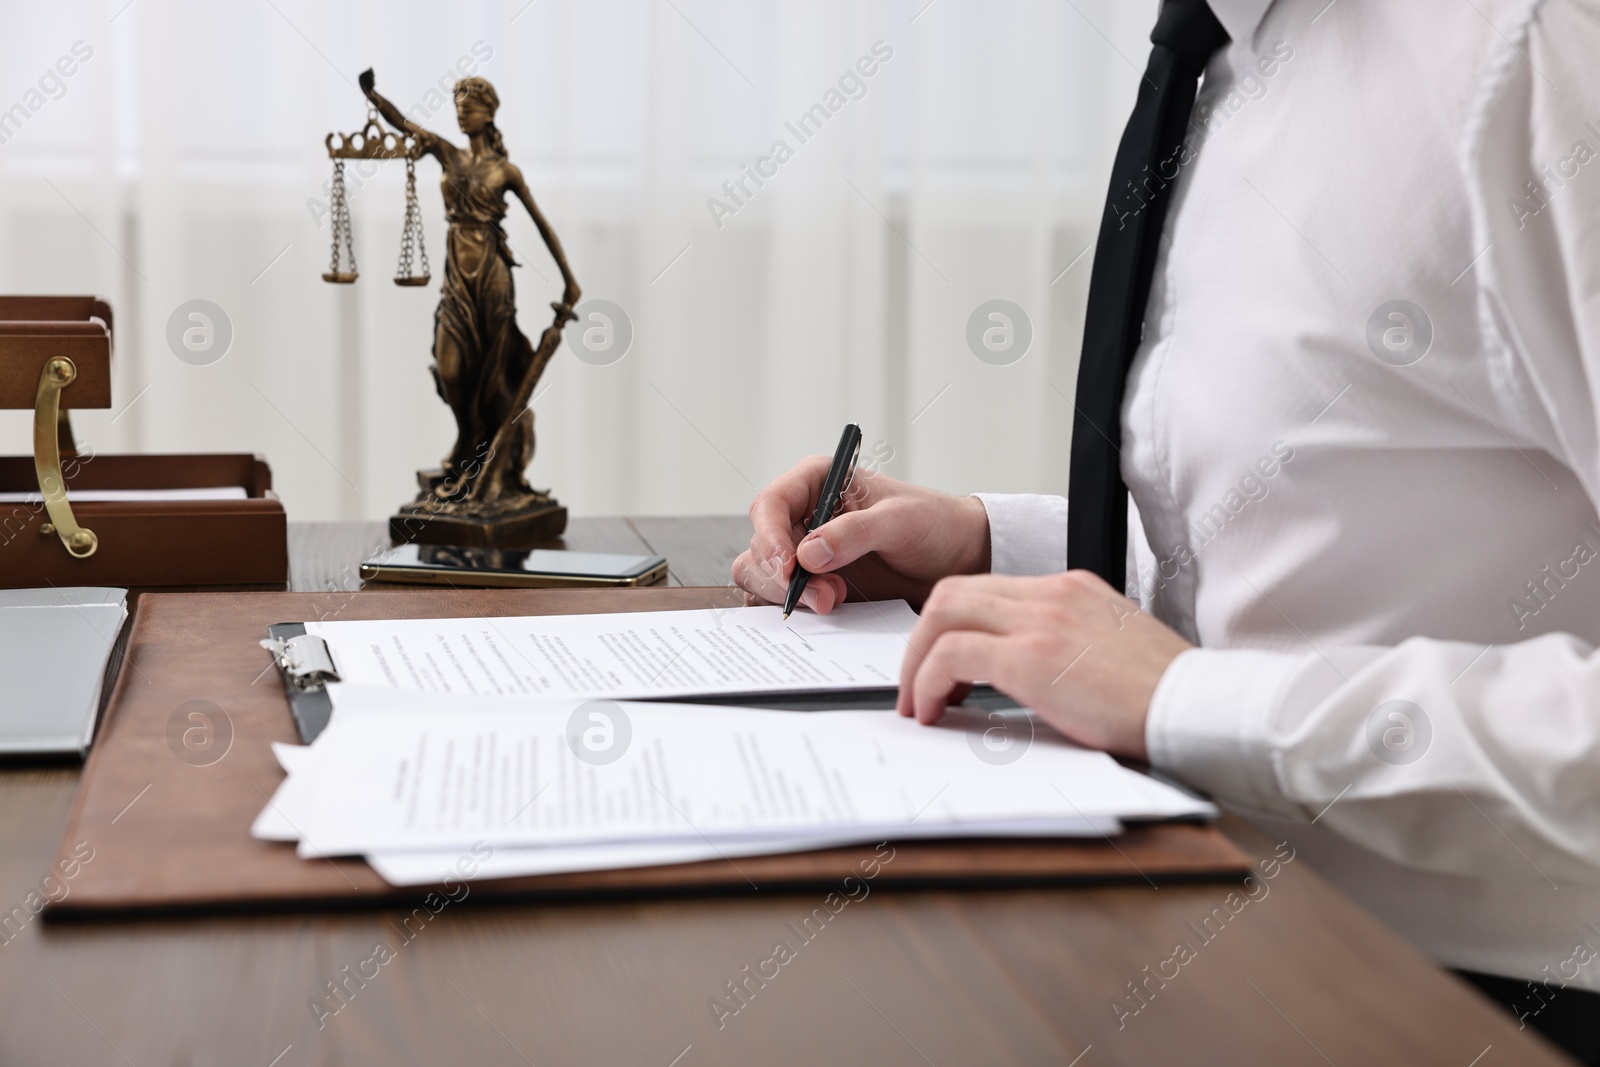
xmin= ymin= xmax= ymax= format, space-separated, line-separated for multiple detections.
xmin=0 ymin=587 xmax=128 ymax=755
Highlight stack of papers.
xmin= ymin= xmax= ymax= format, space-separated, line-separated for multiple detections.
xmin=253 ymin=684 xmax=1214 ymax=886
xmin=0 ymin=587 xmax=127 ymax=755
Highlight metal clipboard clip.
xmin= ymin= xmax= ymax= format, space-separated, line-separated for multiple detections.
xmin=259 ymin=634 xmax=341 ymax=693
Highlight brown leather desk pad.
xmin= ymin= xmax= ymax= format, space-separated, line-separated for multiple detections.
xmin=45 ymin=587 xmax=1251 ymax=918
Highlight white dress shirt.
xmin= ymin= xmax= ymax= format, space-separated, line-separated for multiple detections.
xmin=977 ymin=0 xmax=1600 ymax=989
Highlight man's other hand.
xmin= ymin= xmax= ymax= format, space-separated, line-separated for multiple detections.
xmin=895 ymin=570 xmax=1193 ymax=759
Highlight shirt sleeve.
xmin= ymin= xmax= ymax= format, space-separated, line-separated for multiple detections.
xmin=1471 ymin=0 xmax=1600 ymax=497
xmin=1148 ymin=636 xmax=1600 ymax=888
xmin=972 ymin=493 xmax=1068 ymax=575
xmin=1149 ymin=0 xmax=1600 ymax=889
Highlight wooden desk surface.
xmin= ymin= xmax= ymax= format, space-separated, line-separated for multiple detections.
xmin=0 ymin=519 xmax=1569 ymax=1066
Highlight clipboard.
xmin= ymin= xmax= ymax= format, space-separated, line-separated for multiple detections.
xmin=44 ymin=586 xmax=1251 ymax=918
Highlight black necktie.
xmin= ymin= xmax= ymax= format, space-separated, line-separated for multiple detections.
xmin=1066 ymin=0 xmax=1229 ymax=587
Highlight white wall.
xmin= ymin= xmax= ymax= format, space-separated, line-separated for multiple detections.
xmin=0 ymin=0 xmax=1154 ymax=520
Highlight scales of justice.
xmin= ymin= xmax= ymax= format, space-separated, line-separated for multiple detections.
xmin=321 ymin=68 xmax=580 ymax=546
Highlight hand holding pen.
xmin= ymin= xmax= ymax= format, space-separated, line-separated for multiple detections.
xmin=732 ymin=426 xmax=993 ymax=616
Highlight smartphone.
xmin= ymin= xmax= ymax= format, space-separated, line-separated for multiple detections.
xmin=359 ymin=543 xmax=669 ymax=589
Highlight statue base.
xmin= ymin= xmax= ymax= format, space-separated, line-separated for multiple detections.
xmin=388 ymin=469 xmax=569 ymax=549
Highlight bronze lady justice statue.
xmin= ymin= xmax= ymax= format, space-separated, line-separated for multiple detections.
xmin=359 ymin=68 xmax=581 ymax=545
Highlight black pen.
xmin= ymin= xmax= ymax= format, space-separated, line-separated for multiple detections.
xmin=783 ymin=423 xmax=863 ymax=619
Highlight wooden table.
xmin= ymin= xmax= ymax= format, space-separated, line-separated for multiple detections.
xmin=0 ymin=519 xmax=1570 ymax=1066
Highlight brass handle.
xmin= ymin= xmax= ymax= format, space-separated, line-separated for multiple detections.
xmin=32 ymin=357 xmax=97 ymax=559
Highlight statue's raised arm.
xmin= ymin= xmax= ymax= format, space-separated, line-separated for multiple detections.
xmin=359 ymin=68 xmax=448 ymax=162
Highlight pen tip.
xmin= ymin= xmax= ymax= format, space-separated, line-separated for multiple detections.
xmin=781 ymin=611 xmax=790 ymax=620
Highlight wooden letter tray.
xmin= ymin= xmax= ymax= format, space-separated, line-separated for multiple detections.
xmin=0 ymin=296 xmax=286 ymax=589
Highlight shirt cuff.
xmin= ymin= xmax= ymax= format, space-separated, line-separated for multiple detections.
xmin=1145 ymin=646 xmax=1304 ymax=816
xmin=972 ymin=493 xmax=1068 ymax=576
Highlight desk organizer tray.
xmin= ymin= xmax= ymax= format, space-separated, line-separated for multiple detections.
xmin=44 ymin=586 xmax=1251 ymax=918
xmin=0 ymin=294 xmax=286 ymax=589
xmin=0 ymin=452 xmax=287 ymax=588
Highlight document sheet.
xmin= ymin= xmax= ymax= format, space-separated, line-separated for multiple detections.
xmin=306 ymin=601 xmax=918 ymax=702
xmin=0 ymin=486 xmax=248 ymax=504
xmin=253 ymin=686 xmax=1214 ymax=883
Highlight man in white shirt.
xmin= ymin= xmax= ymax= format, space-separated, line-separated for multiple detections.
xmin=732 ymin=0 xmax=1600 ymax=1059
